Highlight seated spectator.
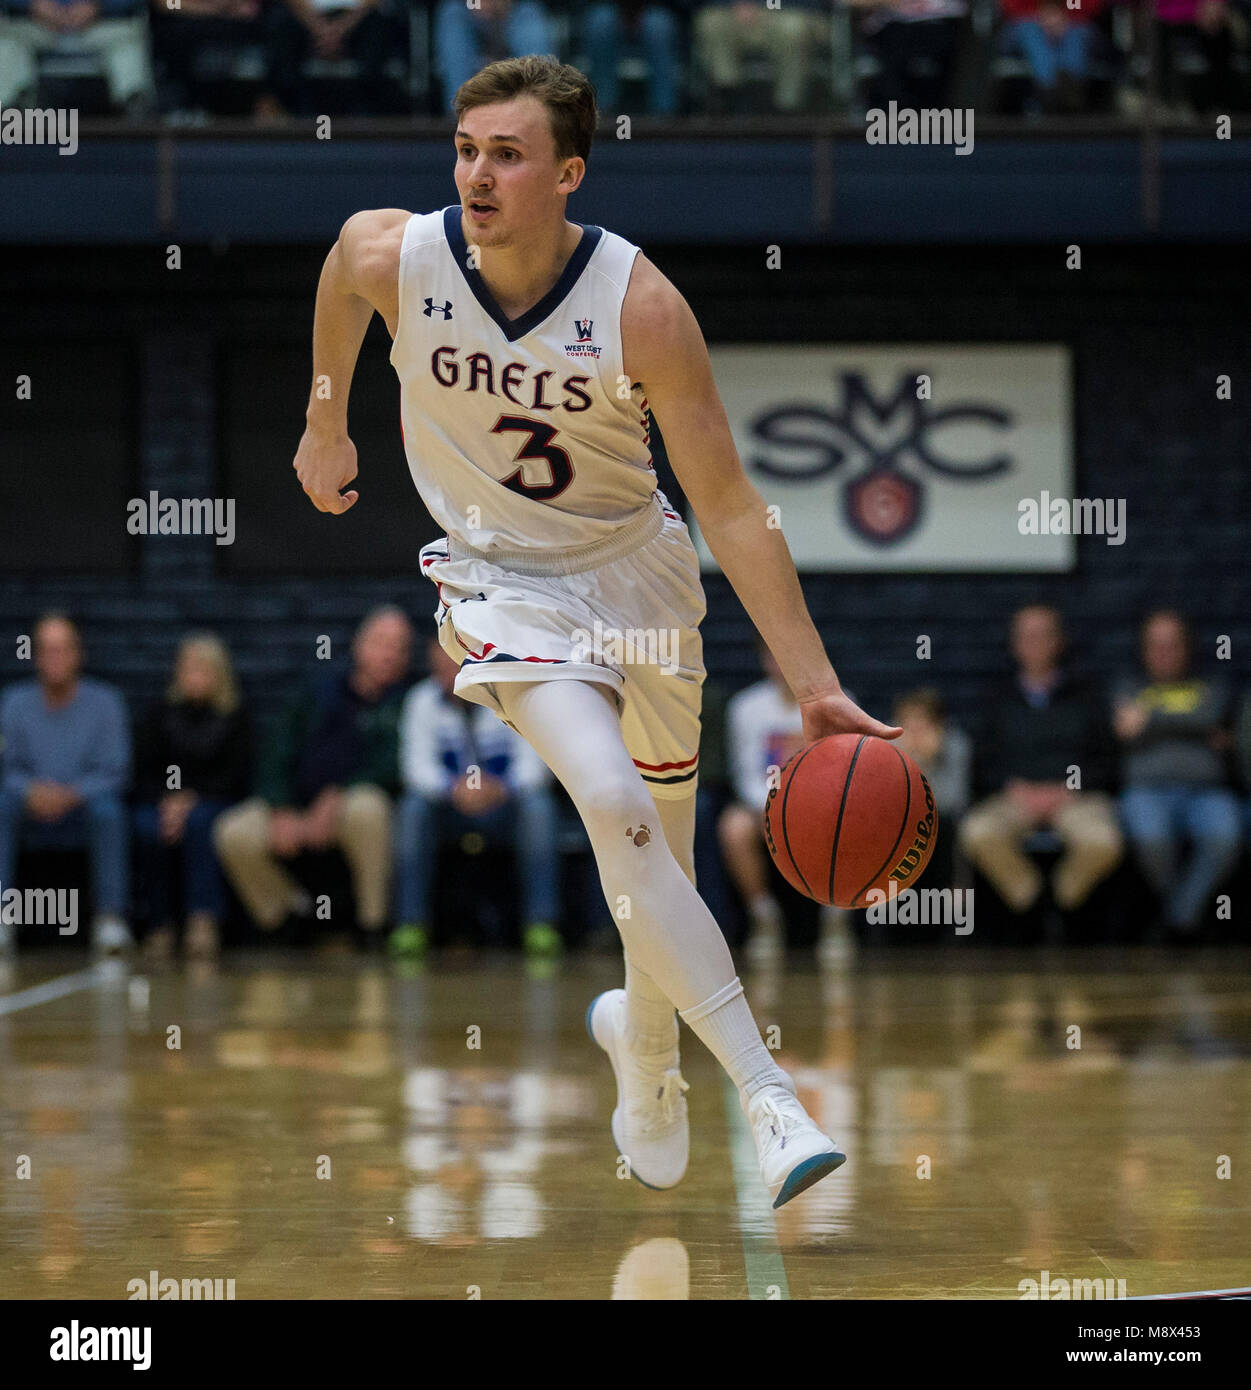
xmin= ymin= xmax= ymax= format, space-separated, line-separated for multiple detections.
xmin=0 ymin=0 xmax=156 ymax=112
xmin=892 ymin=686 xmax=971 ymax=888
xmin=1154 ymin=0 xmax=1245 ymax=116
xmin=149 ymin=0 xmax=278 ymax=120
xmin=850 ymin=0 xmax=967 ymax=109
xmin=391 ymin=639 xmax=559 ymax=957
xmin=997 ymin=0 xmax=1105 ymax=114
xmin=1114 ymin=609 xmax=1240 ymax=941
xmin=718 ymin=640 xmax=851 ymax=964
xmin=1240 ymin=690 xmax=1251 ymax=840
xmin=434 ymin=0 xmax=553 ymax=114
xmin=694 ymin=0 xmax=830 ymax=114
xmin=585 ymin=0 xmax=684 ymax=115
xmin=267 ymin=0 xmax=405 ymax=115
xmin=0 ymin=614 xmax=132 ymax=955
xmin=214 ymin=606 xmax=413 ymax=938
xmin=132 ymin=634 xmax=252 ymax=961
xmin=959 ymin=604 xmax=1122 ymax=916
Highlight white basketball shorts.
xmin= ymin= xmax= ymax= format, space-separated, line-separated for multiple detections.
xmin=419 ymin=495 xmax=706 ymax=798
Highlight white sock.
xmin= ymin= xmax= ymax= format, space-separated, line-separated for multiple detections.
xmin=680 ymin=978 xmax=791 ymax=1099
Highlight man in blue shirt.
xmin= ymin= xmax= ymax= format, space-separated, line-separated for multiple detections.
xmin=0 ymin=613 xmax=132 ymax=955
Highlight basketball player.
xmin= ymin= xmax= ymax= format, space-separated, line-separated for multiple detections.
xmin=292 ymin=56 xmax=901 ymax=1207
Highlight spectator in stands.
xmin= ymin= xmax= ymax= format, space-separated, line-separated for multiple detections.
xmin=1114 ymin=609 xmax=1240 ymax=940
xmin=0 ymin=614 xmax=132 ymax=955
xmin=959 ymin=604 xmax=1122 ymax=915
xmin=149 ymin=0 xmax=279 ymax=120
xmin=0 ymin=0 xmax=156 ymax=113
xmin=997 ymin=0 xmax=1104 ymax=113
xmin=719 ymin=639 xmax=851 ymax=964
xmin=267 ymin=0 xmax=404 ymax=115
xmin=434 ymin=0 xmax=553 ymax=114
xmin=1239 ymin=689 xmax=1251 ymax=844
xmin=132 ymin=634 xmax=252 ymax=961
xmin=391 ymin=640 xmax=559 ymax=957
xmin=693 ymin=0 xmax=831 ymax=114
xmin=214 ymin=606 xmax=412 ymax=939
xmin=849 ymin=0 xmax=968 ymax=109
xmin=584 ymin=0 xmax=685 ymax=115
xmin=1153 ymin=0 xmax=1246 ymax=116
xmin=892 ymin=686 xmax=971 ymax=888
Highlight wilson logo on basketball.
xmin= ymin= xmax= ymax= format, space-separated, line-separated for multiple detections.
xmin=888 ymin=775 xmax=936 ymax=885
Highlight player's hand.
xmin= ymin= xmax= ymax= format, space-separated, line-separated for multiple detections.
xmin=799 ymin=688 xmax=903 ymax=745
xmin=294 ymin=426 xmax=359 ymax=514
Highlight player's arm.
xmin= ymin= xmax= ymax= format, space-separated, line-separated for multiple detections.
xmin=623 ymin=257 xmax=901 ymax=743
xmin=294 ymin=207 xmax=408 ymax=514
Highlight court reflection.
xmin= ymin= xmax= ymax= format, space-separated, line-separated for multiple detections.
xmin=0 ymin=949 xmax=1248 ymax=1298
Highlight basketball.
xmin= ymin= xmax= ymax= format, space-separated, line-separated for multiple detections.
xmin=764 ymin=735 xmax=938 ymax=909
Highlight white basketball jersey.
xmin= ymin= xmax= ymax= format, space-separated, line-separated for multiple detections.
xmin=389 ymin=207 xmax=658 ymax=554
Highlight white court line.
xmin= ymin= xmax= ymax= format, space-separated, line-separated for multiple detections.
xmin=1127 ymin=1287 xmax=1251 ymax=1300
xmin=0 ymin=966 xmax=105 ymax=1017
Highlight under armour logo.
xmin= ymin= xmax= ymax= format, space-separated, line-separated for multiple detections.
xmin=574 ymin=318 xmax=593 ymax=342
xmin=424 ymin=299 xmax=453 ymax=319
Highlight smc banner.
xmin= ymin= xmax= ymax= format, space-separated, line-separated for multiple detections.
xmin=692 ymin=344 xmax=1074 ymax=571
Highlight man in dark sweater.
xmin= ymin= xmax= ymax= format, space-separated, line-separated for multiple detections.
xmin=959 ymin=604 xmax=1122 ymax=913
xmin=213 ymin=607 xmax=413 ymax=935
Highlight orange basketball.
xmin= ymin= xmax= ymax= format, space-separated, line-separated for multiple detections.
xmin=763 ymin=734 xmax=938 ymax=909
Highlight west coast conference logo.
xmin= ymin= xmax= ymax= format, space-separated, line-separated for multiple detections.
xmin=565 ymin=318 xmax=601 ymax=359
xmin=750 ymin=371 xmax=1012 ymax=544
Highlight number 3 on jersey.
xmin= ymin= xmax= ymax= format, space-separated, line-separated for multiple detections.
xmin=491 ymin=415 xmax=574 ymax=501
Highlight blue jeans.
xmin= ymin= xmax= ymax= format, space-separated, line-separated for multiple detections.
xmin=1120 ymin=784 xmax=1242 ymax=931
xmin=999 ymin=19 xmax=1092 ymax=90
xmin=434 ymin=1 xmax=555 ymax=114
xmin=395 ymin=787 xmax=559 ymax=928
xmin=133 ymin=798 xmax=231 ymax=923
xmin=0 ymin=786 xmax=129 ymax=917
xmin=585 ymin=3 xmax=680 ymax=115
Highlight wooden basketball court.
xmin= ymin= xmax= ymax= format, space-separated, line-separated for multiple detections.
xmin=2 ymin=947 xmax=1249 ymax=1300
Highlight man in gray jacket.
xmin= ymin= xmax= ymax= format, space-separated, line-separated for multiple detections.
xmin=1114 ymin=609 xmax=1241 ymax=940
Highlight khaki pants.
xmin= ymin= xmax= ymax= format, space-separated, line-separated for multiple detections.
xmin=959 ymin=791 xmax=1123 ymax=912
xmin=214 ymin=787 xmax=393 ymax=932
xmin=0 ymin=15 xmax=154 ymax=107
xmin=694 ymin=6 xmax=825 ymax=111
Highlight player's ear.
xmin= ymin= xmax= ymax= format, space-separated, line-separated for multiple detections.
xmin=558 ymin=157 xmax=585 ymax=197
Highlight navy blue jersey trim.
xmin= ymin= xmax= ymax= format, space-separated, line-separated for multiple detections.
xmin=640 ymin=767 xmax=699 ymax=787
xmin=442 ymin=205 xmax=604 ymax=343
xmin=461 ymin=650 xmax=569 ymax=667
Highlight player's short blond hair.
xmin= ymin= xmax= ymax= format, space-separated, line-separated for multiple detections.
xmin=454 ymin=55 xmax=598 ymax=165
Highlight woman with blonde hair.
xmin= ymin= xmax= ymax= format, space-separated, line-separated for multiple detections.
xmin=133 ymin=634 xmax=252 ymax=959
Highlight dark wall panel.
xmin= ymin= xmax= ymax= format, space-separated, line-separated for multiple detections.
xmin=0 ymin=339 xmax=138 ymax=574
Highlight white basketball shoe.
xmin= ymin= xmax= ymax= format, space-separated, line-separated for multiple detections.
xmin=742 ymin=1079 xmax=846 ymax=1208
xmin=587 ymin=988 xmax=689 ymax=1190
